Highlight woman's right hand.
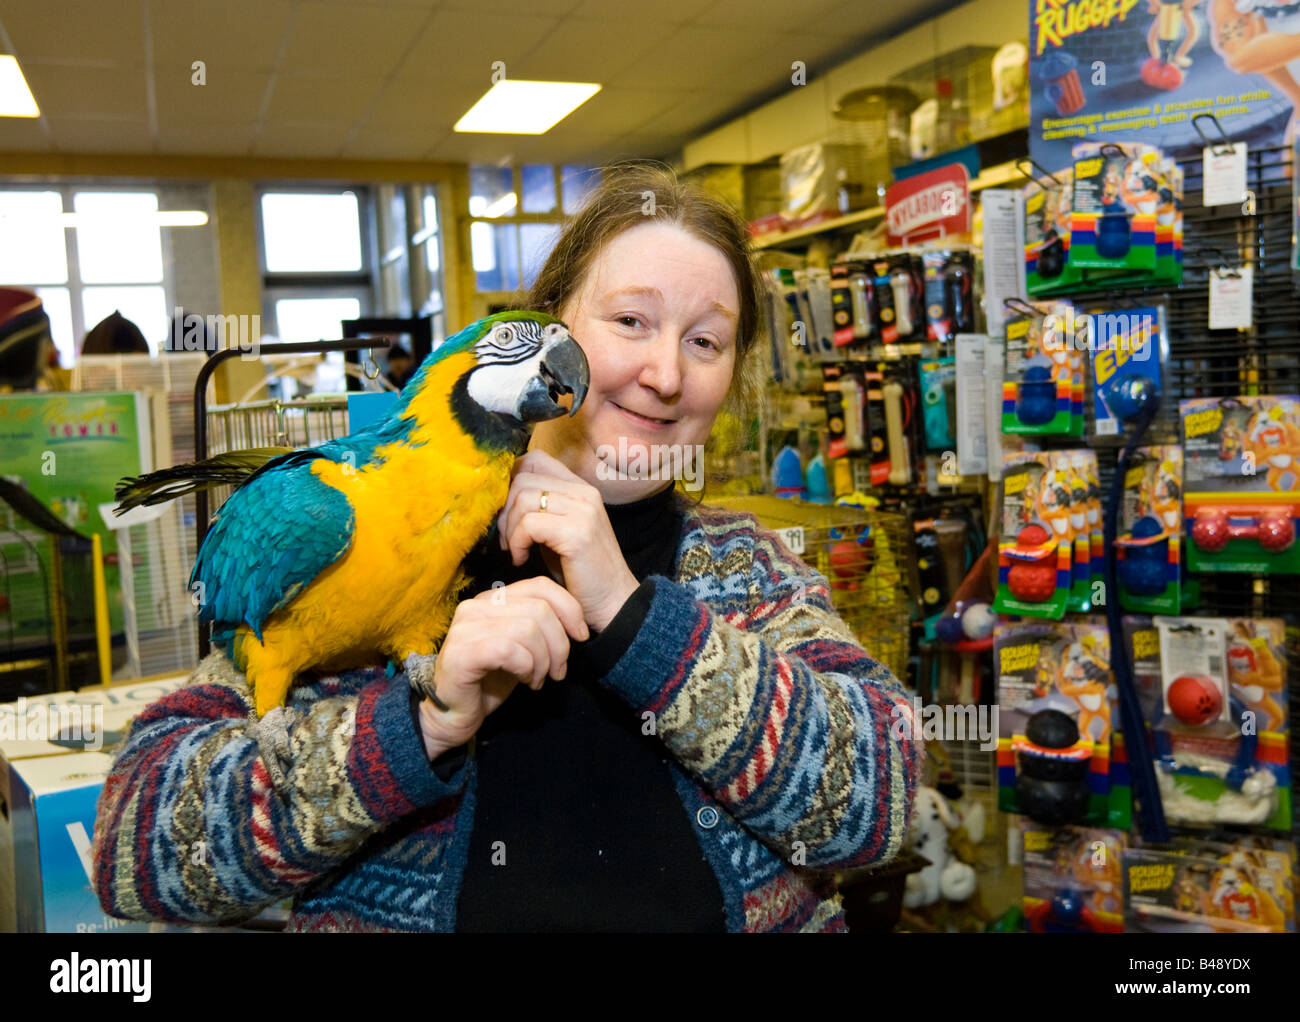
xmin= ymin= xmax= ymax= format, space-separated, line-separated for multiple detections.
xmin=417 ymin=576 xmax=589 ymax=761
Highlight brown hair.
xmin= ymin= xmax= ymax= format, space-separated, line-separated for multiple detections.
xmin=525 ymin=161 xmax=765 ymax=425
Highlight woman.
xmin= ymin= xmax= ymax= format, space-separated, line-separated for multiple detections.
xmin=91 ymin=164 xmax=921 ymax=933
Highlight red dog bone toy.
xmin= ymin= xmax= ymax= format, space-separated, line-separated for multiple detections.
xmin=1190 ymin=508 xmax=1295 ymax=553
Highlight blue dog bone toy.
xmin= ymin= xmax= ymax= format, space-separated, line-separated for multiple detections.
xmin=1016 ymin=362 xmax=1057 ymax=426
xmin=1117 ymin=514 xmax=1168 ymax=596
xmin=1095 ymin=212 xmax=1132 ymax=259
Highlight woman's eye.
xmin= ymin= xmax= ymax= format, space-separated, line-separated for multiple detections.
xmin=690 ymin=337 xmax=718 ymax=351
xmin=617 ymin=316 xmax=640 ymax=328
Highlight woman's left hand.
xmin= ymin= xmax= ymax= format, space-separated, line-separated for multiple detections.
xmin=497 ymin=450 xmax=640 ymax=634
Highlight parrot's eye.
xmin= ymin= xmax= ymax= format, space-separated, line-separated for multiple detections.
xmin=494 ymin=325 xmax=515 ymax=344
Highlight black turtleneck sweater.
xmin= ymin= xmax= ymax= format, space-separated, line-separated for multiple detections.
xmin=415 ymin=483 xmax=728 ymax=932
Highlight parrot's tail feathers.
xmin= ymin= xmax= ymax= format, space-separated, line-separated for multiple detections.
xmin=113 ymin=447 xmax=293 ymax=514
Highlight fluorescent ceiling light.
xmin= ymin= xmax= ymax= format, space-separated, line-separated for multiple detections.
xmin=0 ymin=209 xmax=208 ymax=227
xmin=0 ymin=55 xmax=39 ymax=117
xmin=455 ymin=80 xmax=600 ymax=134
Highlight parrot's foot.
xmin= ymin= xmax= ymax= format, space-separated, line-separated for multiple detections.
xmin=249 ymin=707 xmax=295 ymax=794
xmin=405 ymin=653 xmax=449 ymax=712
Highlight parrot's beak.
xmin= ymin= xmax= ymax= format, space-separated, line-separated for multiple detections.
xmin=516 ymin=334 xmax=589 ymax=423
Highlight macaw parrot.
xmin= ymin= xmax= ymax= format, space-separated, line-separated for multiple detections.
xmin=116 ymin=312 xmax=588 ymax=784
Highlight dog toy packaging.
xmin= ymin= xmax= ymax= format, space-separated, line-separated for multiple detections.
xmin=920 ymin=357 xmax=956 ymax=451
xmin=1002 ymin=303 xmax=1082 ymax=436
xmin=1158 ymin=836 xmax=1296 ymax=931
xmin=995 ymin=452 xmax=1074 ymax=618
xmin=995 ymin=619 xmax=1129 ymax=828
xmin=1069 ymin=142 xmax=1157 ymax=273
xmin=1024 ymin=168 xmax=1081 ymax=295
xmin=1020 ymin=823 xmax=1126 ymax=933
xmin=1089 ymin=306 xmax=1166 ymax=440
xmin=1144 ymin=615 xmax=1291 ymax=832
xmin=1114 ymin=445 xmax=1192 ymax=614
xmin=922 ymin=249 xmax=975 ymax=345
xmin=1123 ymin=846 xmax=1286 ymax=933
xmin=1181 ymin=395 xmax=1300 ymax=574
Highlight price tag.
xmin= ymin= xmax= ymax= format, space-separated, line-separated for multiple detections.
xmin=1208 ymin=266 xmax=1253 ymax=330
xmin=1203 ymin=143 xmax=1247 ymax=207
xmin=778 ymin=526 xmax=805 ymax=556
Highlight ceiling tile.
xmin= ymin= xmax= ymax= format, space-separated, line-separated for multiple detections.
xmin=153 ymin=67 xmax=273 ymax=126
xmin=267 ymin=74 xmax=388 ymax=122
xmin=157 ymin=120 xmax=259 ymax=155
xmin=279 ymin=2 xmax=435 ymax=73
xmin=250 ymin=120 xmax=350 ymax=157
xmin=148 ymin=0 xmax=293 ymax=72
xmin=19 ymin=64 xmax=147 ymax=119
xmin=0 ymin=0 xmax=146 ymax=64
xmin=45 ymin=116 xmax=154 ymax=152
xmin=630 ymin=88 xmax=757 ymax=139
xmin=544 ymin=86 xmax=691 ymax=136
xmin=438 ymin=0 xmax=585 ymax=13
xmin=566 ymin=0 xmax=706 ymax=22
xmin=507 ymin=15 xmax=678 ymax=84
xmin=363 ymin=78 xmax=485 ymax=134
xmin=689 ymin=0 xmax=849 ymax=32
xmin=0 ymin=116 xmax=53 ymax=151
xmin=340 ymin=127 xmax=439 ymax=160
xmin=608 ymin=26 xmax=790 ymax=91
xmin=393 ymin=8 xmax=562 ymax=89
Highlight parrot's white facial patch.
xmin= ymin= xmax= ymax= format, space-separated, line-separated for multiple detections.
xmin=467 ymin=320 xmax=557 ymax=416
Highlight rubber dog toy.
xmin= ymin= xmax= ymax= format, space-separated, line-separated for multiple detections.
xmin=1015 ymin=709 xmax=1091 ymax=826
xmin=1040 ymin=51 xmax=1085 ymax=115
xmin=1190 ymin=508 xmax=1296 ymax=553
xmin=1167 ymin=674 xmax=1223 ymax=727
xmin=1006 ymin=523 xmax=1057 ymax=602
xmin=1095 ymin=210 xmax=1132 ymax=259
xmin=1016 ymin=362 xmax=1057 ymax=426
xmin=1116 ymin=514 xmax=1168 ymax=596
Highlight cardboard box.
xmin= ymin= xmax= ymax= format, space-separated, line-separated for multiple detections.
xmin=0 ymin=674 xmax=286 ymax=932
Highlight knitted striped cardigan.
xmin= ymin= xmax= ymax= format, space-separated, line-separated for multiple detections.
xmin=91 ymin=501 xmax=923 ymax=933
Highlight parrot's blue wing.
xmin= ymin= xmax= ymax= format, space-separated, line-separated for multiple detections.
xmin=191 ymin=451 xmax=354 ymax=640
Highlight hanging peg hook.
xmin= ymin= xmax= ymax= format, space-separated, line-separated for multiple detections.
xmin=363 ymin=348 xmax=381 ymax=379
xmin=1015 ymin=157 xmax=1063 ymax=187
xmin=1191 ymin=113 xmax=1235 ymax=155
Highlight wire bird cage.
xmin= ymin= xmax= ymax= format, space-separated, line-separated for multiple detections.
xmin=708 ymin=495 xmax=913 ymax=681
xmin=203 ymin=395 xmax=351 ymax=512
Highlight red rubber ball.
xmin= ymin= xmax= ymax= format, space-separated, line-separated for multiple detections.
xmin=1008 ymin=561 xmax=1057 ymax=602
xmin=1167 ymin=675 xmax=1222 ymax=726
xmin=1191 ymin=511 xmax=1229 ymax=552
xmin=1259 ymin=515 xmax=1295 ymax=553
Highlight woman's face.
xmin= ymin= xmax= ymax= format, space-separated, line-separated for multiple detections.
xmin=531 ymin=220 xmax=739 ymax=502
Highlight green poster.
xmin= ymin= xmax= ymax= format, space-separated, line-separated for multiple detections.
xmin=0 ymin=392 xmax=150 ymax=644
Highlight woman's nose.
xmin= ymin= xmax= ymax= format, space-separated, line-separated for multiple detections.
xmin=638 ymin=332 xmax=682 ymax=398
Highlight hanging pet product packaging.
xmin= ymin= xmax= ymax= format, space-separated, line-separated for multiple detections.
xmin=922 ymin=249 xmax=975 ymax=345
xmin=1020 ymin=823 xmax=1126 ymax=933
xmin=1123 ymin=846 xmax=1286 ymax=933
xmin=1140 ymin=615 xmax=1291 ymax=832
xmin=1180 ymin=395 xmax=1300 ymax=574
xmin=1069 ymin=141 xmax=1156 ymax=273
xmin=1089 ymin=305 xmax=1166 ymax=440
xmin=920 ymin=357 xmax=957 ymax=452
xmin=994 ymin=619 xmax=1129 ymax=829
xmin=995 ymin=451 xmax=1074 ymax=618
xmin=1060 ymin=451 xmax=1095 ymax=613
xmin=1002 ymin=302 xmax=1082 ymax=436
xmin=1158 ymin=836 xmax=1295 ymax=932
xmin=1024 ymin=166 xmax=1081 ymax=295
xmin=1114 ymin=446 xmax=1194 ymax=614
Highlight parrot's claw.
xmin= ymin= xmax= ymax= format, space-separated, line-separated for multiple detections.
xmin=249 ymin=707 xmax=294 ymax=794
xmin=405 ymin=653 xmax=449 ymax=711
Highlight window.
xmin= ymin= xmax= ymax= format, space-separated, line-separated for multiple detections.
xmin=468 ymin=164 xmax=598 ymax=296
xmin=257 ymin=186 xmax=373 ymax=394
xmin=0 ymin=187 xmax=174 ymax=364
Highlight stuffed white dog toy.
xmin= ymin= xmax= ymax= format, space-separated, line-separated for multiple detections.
xmin=903 ymin=786 xmax=985 ymax=908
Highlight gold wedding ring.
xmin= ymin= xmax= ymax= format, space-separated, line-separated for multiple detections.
xmin=539 ymin=490 xmax=549 ymax=513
